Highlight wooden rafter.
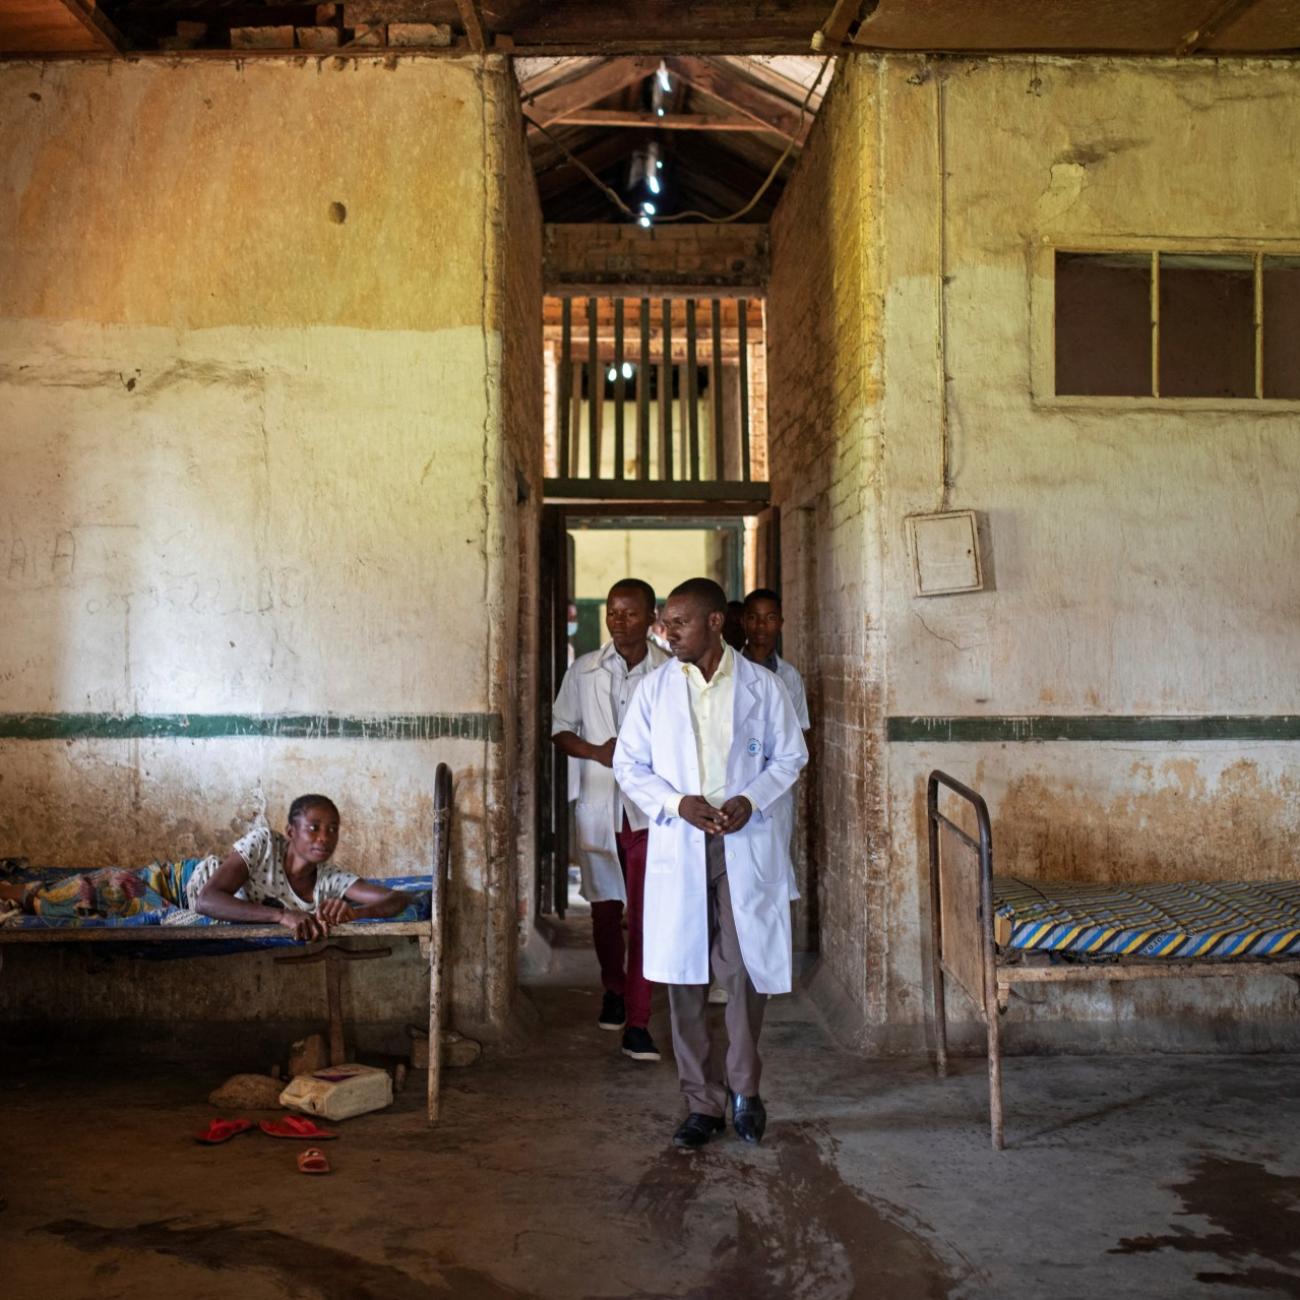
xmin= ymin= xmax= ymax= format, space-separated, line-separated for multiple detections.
xmin=455 ymin=0 xmax=485 ymax=52
xmin=812 ymin=0 xmax=877 ymax=51
xmin=536 ymin=132 xmax=640 ymax=202
xmin=58 ymin=0 xmax=125 ymax=54
xmin=550 ymin=109 xmax=785 ymax=134
xmin=525 ymin=56 xmax=657 ymax=129
xmin=1175 ymin=0 xmax=1262 ymax=54
xmin=666 ymin=57 xmax=810 ymax=145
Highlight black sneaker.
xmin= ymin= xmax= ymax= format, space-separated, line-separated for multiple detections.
xmin=621 ymin=1026 xmax=662 ymax=1061
xmin=597 ymin=991 xmax=626 ymax=1030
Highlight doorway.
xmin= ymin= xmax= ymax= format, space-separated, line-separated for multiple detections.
xmin=534 ymin=502 xmax=776 ymax=928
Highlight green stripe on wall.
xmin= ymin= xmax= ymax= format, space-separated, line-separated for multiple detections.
xmin=887 ymin=716 xmax=1300 ymax=743
xmin=0 ymin=713 xmax=503 ymax=743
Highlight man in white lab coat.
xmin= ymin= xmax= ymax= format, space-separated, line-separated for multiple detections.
xmin=552 ymin=579 xmax=670 ymax=1062
xmin=613 ymin=578 xmax=808 ymax=1148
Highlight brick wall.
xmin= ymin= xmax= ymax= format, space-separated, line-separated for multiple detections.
xmin=544 ymin=223 xmax=768 ymax=290
xmin=767 ymin=60 xmax=890 ymax=1032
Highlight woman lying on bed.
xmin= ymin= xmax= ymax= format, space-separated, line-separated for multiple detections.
xmin=0 ymin=794 xmax=409 ymax=940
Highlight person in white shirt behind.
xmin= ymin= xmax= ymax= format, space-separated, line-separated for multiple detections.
xmin=613 ymin=578 xmax=807 ymax=1149
xmin=741 ymin=588 xmax=810 ymax=732
xmin=551 ymin=579 xmax=670 ymax=1062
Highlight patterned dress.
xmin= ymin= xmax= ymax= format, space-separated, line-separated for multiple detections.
xmin=12 ymin=826 xmax=357 ymax=920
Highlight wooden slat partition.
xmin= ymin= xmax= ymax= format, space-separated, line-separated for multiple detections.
xmin=711 ymin=298 xmax=725 ymax=480
xmin=613 ymin=298 xmax=625 ymax=480
xmin=738 ymin=298 xmax=751 ymax=483
xmin=637 ymin=298 xmax=651 ymax=481
xmin=685 ymin=298 xmax=700 ymax=481
xmin=546 ymin=292 xmax=765 ymax=500
xmin=587 ymin=297 xmax=599 ymax=478
xmin=558 ymin=297 xmax=572 ymax=479
xmin=661 ymin=298 xmax=674 ymax=482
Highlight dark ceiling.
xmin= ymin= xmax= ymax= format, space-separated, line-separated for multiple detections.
xmin=5 ymin=2 xmax=1298 ymax=225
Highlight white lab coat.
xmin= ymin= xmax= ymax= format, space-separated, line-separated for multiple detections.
xmin=553 ymin=640 xmax=670 ymax=903
xmin=613 ymin=652 xmax=808 ymax=994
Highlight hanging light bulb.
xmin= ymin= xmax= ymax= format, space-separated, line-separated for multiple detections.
xmin=606 ymin=366 xmax=617 ymax=382
xmin=647 ymin=174 xmax=661 ymax=195
xmin=657 ymin=61 xmax=671 ymax=93
xmin=642 ymin=200 xmax=657 ymax=215
xmin=638 ymin=215 xmax=652 ymax=228
xmin=656 ymin=107 xmax=665 ymax=117
xmin=621 ymin=362 xmax=634 ymax=379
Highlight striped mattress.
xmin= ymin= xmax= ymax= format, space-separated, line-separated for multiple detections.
xmin=992 ymin=877 xmax=1300 ymax=960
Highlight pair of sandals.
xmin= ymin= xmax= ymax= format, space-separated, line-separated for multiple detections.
xmin=195 ymin=1114 xmax=338 ymax=1174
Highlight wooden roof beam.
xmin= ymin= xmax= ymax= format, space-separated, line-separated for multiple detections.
xmin=551 ymin=109 xmax=786 ymax=135
xmin=665 ymin=57 xmax=810 ymax=145
xmin=525 ymin=56 xmax=658 ymax=129
xmin=811 ymin=0 xmax=878 ymax=52
xmin=1175 ymin=0 xmax=1262 ymax=54
xmin=58 ymin=0 xmax=125 ymax=54
xmin=536 ymin=132 xmax=641 ymax=202
xmin=455 ymin=0 xmax=485 ymax=51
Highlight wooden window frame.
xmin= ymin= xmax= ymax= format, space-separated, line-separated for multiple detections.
xmin=1031 ymin=236 xmax=1300 ymax=411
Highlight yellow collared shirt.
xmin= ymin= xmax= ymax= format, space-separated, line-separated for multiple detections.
xmin=681 ymin=644 xmax=737 ymax=809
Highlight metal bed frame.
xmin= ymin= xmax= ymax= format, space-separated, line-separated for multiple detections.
xmin=0 ymin=761 xmax=454 ymax=1123
xmin=926 ymin=768 xmax=1300 ymax=1150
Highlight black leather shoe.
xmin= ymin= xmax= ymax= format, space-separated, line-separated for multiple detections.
xmin=732 ymin=1094 xmax=767 ymax=1143
xmin=672 ymin=1113 xmax=726 ymax=1149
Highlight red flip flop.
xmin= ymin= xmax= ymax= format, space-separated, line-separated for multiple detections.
xmin=259 ymin=1116 xmax=339 ymax=1140
xmin=195 ymin=1118 xmax=254 ymax=1145
xmin=297 ymin=1147 xmax=331 ymax=1175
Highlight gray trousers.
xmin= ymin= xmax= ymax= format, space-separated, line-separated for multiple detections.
xmin=666 ymin=833 xmax=768 ymax=1117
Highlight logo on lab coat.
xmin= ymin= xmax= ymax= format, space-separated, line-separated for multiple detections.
xmin=746 ymin=738 xmax=761 ymax=755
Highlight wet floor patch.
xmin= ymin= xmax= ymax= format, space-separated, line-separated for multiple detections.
xmin=39 ymin=1217 xmax=541 ymax=1300
xmin=1112 ymin=1154 xmax=1300 ymax=1295
xmin=610 ymin=1121 xmax=958 ymax=1300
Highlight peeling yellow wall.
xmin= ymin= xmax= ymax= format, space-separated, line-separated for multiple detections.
xmin=0 ymin=57 xmax=541 ymax=1038
xmin=1 ymin=60 xmax=485 ymax=332
xmin=771 ymin=55 xmax=1300 ymax=1050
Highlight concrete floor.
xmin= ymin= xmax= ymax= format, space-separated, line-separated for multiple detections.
xmin=4 ymin=951 xmax=1300 ymax=1300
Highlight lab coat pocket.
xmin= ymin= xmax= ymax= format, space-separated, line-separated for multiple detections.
xmin=573 ymin=801 xmax=611 ymax=855
xmin=746 ymin=822 xmax=785 ymax=885
xmin=646 ymin=825 xmax=678 ymax=876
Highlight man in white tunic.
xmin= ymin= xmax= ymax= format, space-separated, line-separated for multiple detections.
xmin=552 ymin=579 xmax=669 ymax=1062
xmin=614 ymin=578 xmax=807 ymax=1148
xmin=742 ymin=587 xmax=812 ymax=910
xmin=742 ymin=588 xmax=811 ymax=732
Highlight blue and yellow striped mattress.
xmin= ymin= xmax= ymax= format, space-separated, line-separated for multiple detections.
xmin=993 ymin=877 xmax=1300 ymax=960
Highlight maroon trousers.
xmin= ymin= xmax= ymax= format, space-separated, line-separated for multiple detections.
xmin=590 ymin=822 xmax=651 ymax=1029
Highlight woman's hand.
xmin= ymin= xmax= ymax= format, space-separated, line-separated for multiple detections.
xmin=317 ymin=898 xmax=359 ymax=927
xmin=278 ymin=910 xmax=327 ymax=941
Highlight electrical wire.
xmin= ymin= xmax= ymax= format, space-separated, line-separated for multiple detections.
xmin=524 ymin=56 xmax=834 ymax=225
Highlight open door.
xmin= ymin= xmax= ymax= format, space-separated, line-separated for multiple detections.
xmin=537 ymin=505 xmax=570 ymax=918
xmin=753 ymin=504 xmax=781 ymax=591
